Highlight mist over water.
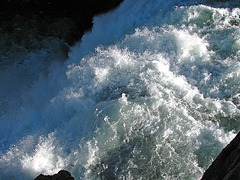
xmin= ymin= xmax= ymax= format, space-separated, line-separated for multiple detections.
xmin=0 ymin=0 xmax=240 ymax=179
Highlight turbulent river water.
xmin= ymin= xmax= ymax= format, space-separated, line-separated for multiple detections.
xmin=0 ymin=0 xmax=240 ymax=179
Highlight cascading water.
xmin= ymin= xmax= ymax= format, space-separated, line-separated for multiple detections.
xmin=0 ymin=0 xmax=240 ymax=179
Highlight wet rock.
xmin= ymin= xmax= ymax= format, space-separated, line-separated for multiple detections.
xmin=201 ymin=132 xmax=240 ymax=180
xmin=0 ymin=0 xmax=123 ymax=45
xmin=0 ymin=0 xmax=123 ymax=69
xmin=34 ymin=170 xmax=74 ymax=180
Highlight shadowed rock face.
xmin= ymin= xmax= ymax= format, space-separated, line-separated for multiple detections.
xmin=0 ymin=0 xmax=123 ymax=45
xmin=0 ymin=0 xmax=124 ymax=72
xmin=201 ymin=132 xmax=240 ymax=180
xmin=34 ymin=170 xmax=74 ymax=180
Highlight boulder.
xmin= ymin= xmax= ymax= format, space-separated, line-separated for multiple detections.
xmin=201 ymin=132 xmax=240 ymax=180
xmin=34 ymin=170 xmax=74 ymax=180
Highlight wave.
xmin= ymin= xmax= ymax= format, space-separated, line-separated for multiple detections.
xmin=0 ymin=0 xmax=239 ymax=179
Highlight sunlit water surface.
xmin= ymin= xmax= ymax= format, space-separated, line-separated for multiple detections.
xmin=0 ymin=0 xmax=240 ymax=179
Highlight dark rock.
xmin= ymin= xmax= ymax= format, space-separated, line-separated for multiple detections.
xmin=201 ymin=132 xmax=240 ymax=180
xmin=34 ymin=170 xmax=74 ymax=180
xmin=0 ymin=0 xmax=123 ymax=69
xmin=0 ymin=0 xmax=123 ymax=45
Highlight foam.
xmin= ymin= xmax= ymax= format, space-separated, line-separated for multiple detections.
xmin=0 ymin=0 xmax=239 ymax=179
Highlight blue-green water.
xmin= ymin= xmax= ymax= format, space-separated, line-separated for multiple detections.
xmin=0 ymin=0 xmax=239 ymax=179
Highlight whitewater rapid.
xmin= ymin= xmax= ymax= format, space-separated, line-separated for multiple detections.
xmin=0 ymin=0 xmax=240 ymax=179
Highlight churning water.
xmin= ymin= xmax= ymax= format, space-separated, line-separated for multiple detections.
xmin=0 ymin=0 xmax=240 ymax=179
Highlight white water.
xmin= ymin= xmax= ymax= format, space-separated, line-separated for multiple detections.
xmin=0 ymin=0 xmax=240 ymax=179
